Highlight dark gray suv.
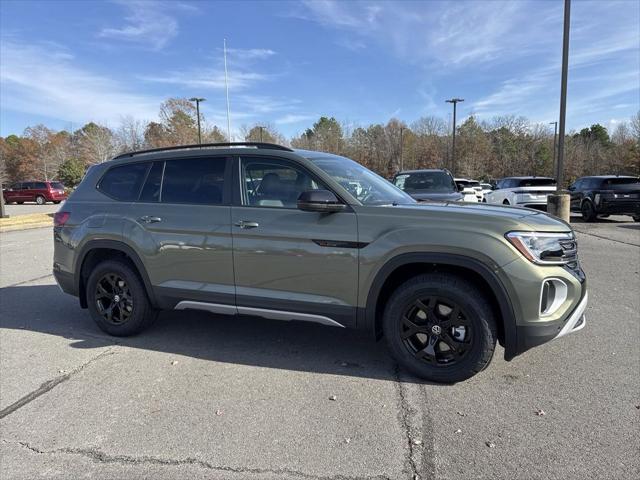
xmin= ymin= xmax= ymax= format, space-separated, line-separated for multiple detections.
xmin=53 ymin=142 xmax=588 ymax=383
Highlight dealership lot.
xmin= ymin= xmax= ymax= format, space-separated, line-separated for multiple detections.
xmin=1 ymin=219 xmax=638 ymax=479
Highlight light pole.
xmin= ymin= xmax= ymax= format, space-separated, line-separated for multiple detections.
xmin=446 ymin=98 xmax=464 ymax=175
xmin=556 ymin=0 xmax=571 ymax=189
xmin=547 ymin=0 xmax=572 ymax=222
xmin=399 ymin=126 xmax=404 ymax=172
xmin=549 ymin=121 xmax=558 ymax=174
xmin=189 ymin=97 xmax=206 ymax=144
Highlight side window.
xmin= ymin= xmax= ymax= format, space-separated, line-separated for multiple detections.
xmin=23 ymin=182 xmax=35 ymax=189
xmin=34 ymin=182 xmax=47 ymax=189
xmin=589 ymin=178 xmax=603 ymax=189
xmin=139 ymin=161 xmax=164 ymax=203
xmin=161 ymin=158 xmax=226 ymax=205
xmin=241 ymin=158 xmax=325 ymax=208
xmin=98 ymin=163 xmax=149 ymax=201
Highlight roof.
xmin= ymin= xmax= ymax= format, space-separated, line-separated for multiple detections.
xmin=501 ymin=176 xmax=555 ymax=180
xmin=394 ymin=169 xmax=451 ymax=175
xmin=578 ymin=175 xmax=639 ymax=179
xmin=113 ymin=142 xmax=294 ymax=160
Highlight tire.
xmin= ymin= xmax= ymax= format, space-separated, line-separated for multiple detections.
xmin=35 ymin=195 xmax=46 ymax=205
xmin=86 ymin=259 xmax=157 ymax=336
xmin=382 ymin=273 xmax=497 ymax=383
xmin=17 ymin=201 xmax=24 ymax=205
xmin=633 ymin=215 xmax=640 ymax=222
xmin=502 ymin=199 xmax=510 ymax=205
xmin=581 ymin=201 xmax=597 ymax=222
xmin=482 ymin=198 xmax=487 ymax=203
xmin=53 ymin=201 xmax=61 ymax=204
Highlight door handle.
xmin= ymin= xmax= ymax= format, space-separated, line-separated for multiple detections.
xmin=234 ymin=220 xmax=259 ymax=229
xmin=139 ymin=215 xmax=162 ymax=224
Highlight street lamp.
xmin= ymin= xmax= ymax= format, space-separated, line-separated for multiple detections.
xmin=189 ymin=97 xmax=206 ymax=144
xmin=549 ymin=121 xmax=558 ymax=174
xmin=445 ymin=98 xmax=464 ymax=175
xmin=399 ymin=126 xmax=404 ymax=172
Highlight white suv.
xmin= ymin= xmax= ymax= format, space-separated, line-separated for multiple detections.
xmin=484 ymin=177 xmax=556 ymax=210
xmin=455 ymin=178 xmax=483 ymax=202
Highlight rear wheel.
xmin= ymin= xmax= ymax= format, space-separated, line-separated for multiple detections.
xmin=502 ymin=199 xmax=510 ymax=205
xmin=633 ymin=215 xmax=640 ymax=222
xmin=53 ymin=201 xmax=61 ymax=204
xmin=581 ymin=201 xmax=596 ymax=222
xmin=17 ymin=201 xmax=24 ymax=204
xmin=382 ymin=273 xmax=497 ymax=383
xmin=35 ymin=195 xmax=46 ymax=205
xmin=86 ymin=259 xmax=157 ymax=336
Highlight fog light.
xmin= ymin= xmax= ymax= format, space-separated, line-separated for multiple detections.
xmin=540 ymin=279 xmax=568 ymax=317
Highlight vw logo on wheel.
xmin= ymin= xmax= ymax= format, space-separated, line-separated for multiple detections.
xmin=431 ymin=325 xmax=442 ymax=335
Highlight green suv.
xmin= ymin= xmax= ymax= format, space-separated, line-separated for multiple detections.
xmin=53 ymin=143 xmax=587 ymax=383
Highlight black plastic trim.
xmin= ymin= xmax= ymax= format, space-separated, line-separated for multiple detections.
xmin=362 ymin=252 xmax=518 ymax=360
xmin=114 ymin=142 xmax=293 ymax=159
xmin=75 ymin=240 xmax=157 ymax=308
xmin=313 ymin=239 xmax=368 ymax=249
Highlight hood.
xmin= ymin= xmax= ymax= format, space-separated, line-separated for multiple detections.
xmin=410 ymin=191 xmax=463 ymax=202
xmin=391 ymin=201 xmax=570 ymax=232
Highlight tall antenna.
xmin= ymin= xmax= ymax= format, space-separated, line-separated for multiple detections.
xmin=223 ymin=38 xmax=232 ymax=141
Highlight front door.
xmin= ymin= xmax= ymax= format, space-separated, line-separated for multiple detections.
xmin=231 ymin=156 xmax=359 ymax=328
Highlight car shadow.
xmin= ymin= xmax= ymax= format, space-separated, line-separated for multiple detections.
xmin=0 ymin=284 xmax=441 ymax=385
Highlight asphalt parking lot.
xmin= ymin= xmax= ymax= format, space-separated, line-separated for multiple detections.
xmin=1 ymin=216 xmax=638 ymax=479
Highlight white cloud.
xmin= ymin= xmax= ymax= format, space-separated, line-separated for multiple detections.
xmin=98 ymin=0 xmax=194 ymax=50
xmin=275 ymin=114 xmax=317 ymax=125
xmin=0 ymin=40 xmax=160 ymax=126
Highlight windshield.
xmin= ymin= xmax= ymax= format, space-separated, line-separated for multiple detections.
xmin=51 ymin=182 xmax=64 ymax=189
xmin=309 ymin=156 xmax=415 ymax=205
xmin=394 ymin=171 xmax=456 ymax=193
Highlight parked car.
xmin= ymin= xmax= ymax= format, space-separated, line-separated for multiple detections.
xmin=480 ymin=182 xmax=493 ymax=196
xmin=53 ymin=142 xmax=587 ymax=383
xmin=568 ymin=175 xmax=640 ymax=222
xmin=392 ymin=169 xmax=463 ymax=202
xmin=484 ymin=176 xmax=556 ymax=210
xmin=454 ymin=178 xmax=483 ymax=202
xmin=2 ymin=180 xmax=67 ymax=205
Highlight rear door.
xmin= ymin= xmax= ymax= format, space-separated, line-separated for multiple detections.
xmin=121 ymin=156 xmax=236 ymax=310
xmin=230 ymin=156 xmax=359 ymax=328
xmin=22 ymin=182 xmax=35 ymax=202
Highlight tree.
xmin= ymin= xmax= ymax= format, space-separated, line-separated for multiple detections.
xmin=242 ymin=124 xmax=285 ymax=144
xmin=75 ymin=122 xmax=115 ymax=164
xmin=57 ymin=158 xmax=85 ymax=187
xmin=576 ymin=124 xmax=610 ymax=147
xmin=159 ymin=98 xmax=198 ymax=145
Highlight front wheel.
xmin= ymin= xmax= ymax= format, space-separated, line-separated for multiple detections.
xmin=382 ymin=273 xmax=497 ymax=383
xmin=86 ymin=259 xmax=157 ymax=336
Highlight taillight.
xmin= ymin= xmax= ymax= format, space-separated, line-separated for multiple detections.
xmin=54 ymin=211 xmax=70 ymax=227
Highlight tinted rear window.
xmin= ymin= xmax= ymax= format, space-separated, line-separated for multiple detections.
xmin=139 ymin=162 xmax=164 ymax=203
xmin=516 ymin=178 xmax=556 ymax=187
xmin=602 ymin=177 xmax=639 ymax=189
xmin=161 ymin=158 xmax=225 ymax=205
xmin=98 ymin=163 xmax=149 ymax=201
xmin=395 ymin=171 xmax=456 ymax=192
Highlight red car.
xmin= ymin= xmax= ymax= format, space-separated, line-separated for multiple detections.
xmin=2 ymin=181 xmax=67 ymax=205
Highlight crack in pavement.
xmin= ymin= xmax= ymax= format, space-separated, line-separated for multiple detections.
xmin=4 ymin=439 xmax=394 ymax=480
xmin=393 ymin=364 xmax=421 ymax=479
xmin=0 ymin=348 xmax=116 ymax=420
xmin=3 ymin=273 xmax=54 ymax=289
xmin=573 ymin=229 xmax=640 ymax=248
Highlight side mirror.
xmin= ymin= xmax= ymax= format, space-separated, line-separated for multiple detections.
xmin=297 ymin=190 xmax=346 ymax=213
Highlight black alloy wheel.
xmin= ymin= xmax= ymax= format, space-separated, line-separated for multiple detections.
xmin=400 ymin=296 xmax=472 ymax=366
xmin=95 ymin=273 xmax=134 ymax=325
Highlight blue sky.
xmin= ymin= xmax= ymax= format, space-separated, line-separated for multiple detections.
xmin=1 ymin=0 xmax=638 ymax=139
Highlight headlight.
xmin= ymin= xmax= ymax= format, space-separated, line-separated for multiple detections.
xmin=505 ymin=231 xmax=577 ymax=265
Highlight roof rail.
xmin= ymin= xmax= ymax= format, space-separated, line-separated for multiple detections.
xmin=113 ymin=142 xmax=294 ymax=160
